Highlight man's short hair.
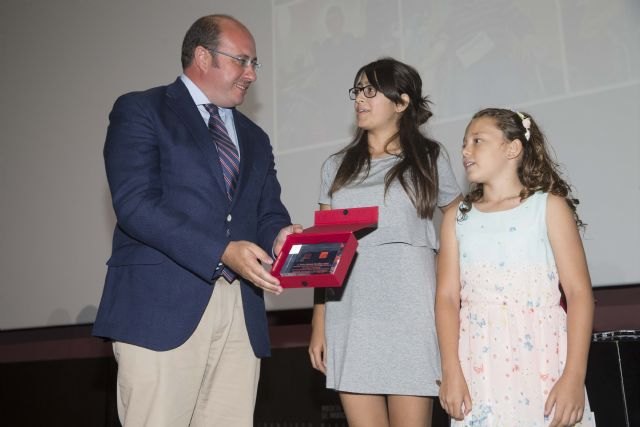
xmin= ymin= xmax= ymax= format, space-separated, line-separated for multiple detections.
xmin=181 ymin=14 xmax=245 ymax=69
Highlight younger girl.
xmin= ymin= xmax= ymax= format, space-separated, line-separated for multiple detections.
xmin=436 ymin=108 xmax=596 ymax=426
xmin=309 ymin=58 xmax=461 ymax=427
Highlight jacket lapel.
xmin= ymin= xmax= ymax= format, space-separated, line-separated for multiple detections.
xmin=165 ymin=78 xmax=227 ymax=198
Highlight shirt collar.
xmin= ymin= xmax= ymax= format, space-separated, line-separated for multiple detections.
xmin=180 ymin=74 xmax=233 ymax=118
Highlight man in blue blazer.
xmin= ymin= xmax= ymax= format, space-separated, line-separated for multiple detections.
xmin=93 ymin=14 xmax=299 ymax=427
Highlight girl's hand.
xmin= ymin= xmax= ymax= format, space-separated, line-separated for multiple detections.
xmin=544 ymin=374 xmax=585 ymax=427
xmin=439 ymin=371 xmax=472 ymax=421
xmin=308 ymin=305 xmax=327 ymax=374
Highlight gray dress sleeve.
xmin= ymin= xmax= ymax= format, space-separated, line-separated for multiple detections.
xmin=318 ymin=155 xmax=340 ymax=206
xmin=436 ymin=149 xmax=462 ymax=206
xmin=315 ymin=155 xmax=342 ymax=304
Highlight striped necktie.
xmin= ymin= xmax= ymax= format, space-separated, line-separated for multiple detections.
xmin=204 ymin=104 xmax=239 ymax=282
xmin=204 ymin=104 xmax=240 ymax=201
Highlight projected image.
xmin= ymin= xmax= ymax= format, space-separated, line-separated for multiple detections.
xmin=402 ymin=0 xmax=566 ymax=118
xmin=561 ymin=0 xmax=640 ymax=91
xmin=273 ymin=0 xmax=400 ymax=150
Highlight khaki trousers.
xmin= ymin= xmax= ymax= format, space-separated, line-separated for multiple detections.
xmin=112 ymin=278 xmax=260 ymax=427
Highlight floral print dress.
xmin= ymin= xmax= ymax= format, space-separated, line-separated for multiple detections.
xmin=454 ymin=192 xmax=596 ymax=426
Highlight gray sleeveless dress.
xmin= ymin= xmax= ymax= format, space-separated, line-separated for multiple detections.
xmin=319 ymin=152 xmax=460 ymax=395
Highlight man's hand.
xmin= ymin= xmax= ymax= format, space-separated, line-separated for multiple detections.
xmin=273 ymin=224 xmax=303 ymax=256
xmin=221 ymin=241 xmax=283 ymax=294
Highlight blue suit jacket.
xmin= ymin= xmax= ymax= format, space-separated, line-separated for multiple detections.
xmin=92 ymin=78 xmax=291 ymax=357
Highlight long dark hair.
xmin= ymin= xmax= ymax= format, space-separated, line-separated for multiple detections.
xmin=329 ymin=58 xmax=441 ymax=219
xmin=460 ymin=108 xmax=583 ymax=227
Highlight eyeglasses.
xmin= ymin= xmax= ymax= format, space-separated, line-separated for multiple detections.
xmin=208 ymin=48 xmax=261 ymax=70
xmin=348 ymin=85 xmax=377 ymax=100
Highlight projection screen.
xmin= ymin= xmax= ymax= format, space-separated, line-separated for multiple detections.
xmin=1 ymin=0 xmax=638 ymax=330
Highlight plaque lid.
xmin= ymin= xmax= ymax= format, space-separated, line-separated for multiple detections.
xmin=303 ymin=206 xmax=378 ymax=234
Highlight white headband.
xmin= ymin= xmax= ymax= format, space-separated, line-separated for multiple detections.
xmin=516 ymin=111 xmax=531 ymax=141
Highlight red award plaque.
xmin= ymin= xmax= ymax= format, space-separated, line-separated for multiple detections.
xmin=272 ymin=206 xmax=378 ymax=288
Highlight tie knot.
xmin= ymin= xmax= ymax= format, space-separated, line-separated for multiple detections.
xmin=203 ymin=103 xmax=219 ymax=117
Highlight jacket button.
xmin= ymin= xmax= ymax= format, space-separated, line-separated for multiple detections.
xmin=226 ymin=214 xmax=232 ymax=222
xmin=226 ymin=229 xmax=231 ymax=237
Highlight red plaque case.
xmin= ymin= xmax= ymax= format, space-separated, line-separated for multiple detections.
xmin=272 ymin=206 xmax=378 ymax=288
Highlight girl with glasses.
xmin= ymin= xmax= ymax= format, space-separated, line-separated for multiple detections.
xmin=309 ymin=57 xmax=462 ymax=427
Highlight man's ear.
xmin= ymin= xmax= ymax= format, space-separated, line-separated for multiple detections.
xmin=396 ymin=94 xmax=410 ymax=113
xmin=194 ymin=46 xmax=212 ymax=71
xmin=507 ymin=139 xmax=524 ymax=159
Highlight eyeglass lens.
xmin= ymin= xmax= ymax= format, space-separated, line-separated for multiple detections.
xmin=349 ymin=85 xmax=377 ymax=100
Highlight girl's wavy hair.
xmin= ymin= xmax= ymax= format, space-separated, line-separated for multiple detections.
xmin=329 ymin=57 xmax=441 ymax=219
xmin=460 ymin=108 xmax=584 ymax=228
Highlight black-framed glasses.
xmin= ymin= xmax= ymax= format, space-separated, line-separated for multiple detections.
xmin=208 ymin=48 xmax=261 ymax=70
xmin=348 ymin=85 xmax=377 ymax=100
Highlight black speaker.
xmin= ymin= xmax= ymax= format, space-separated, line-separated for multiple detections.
xmin=586 ymin=336 xmax=640 ymax=426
